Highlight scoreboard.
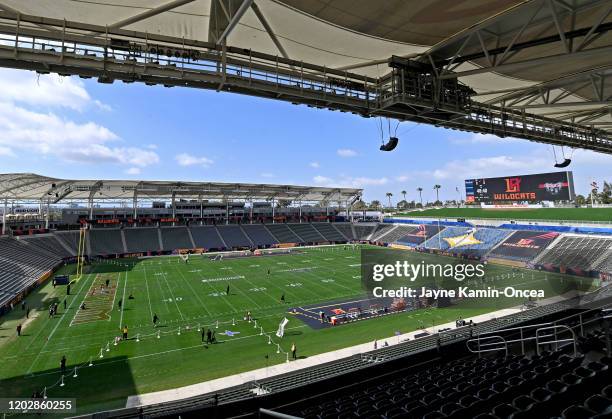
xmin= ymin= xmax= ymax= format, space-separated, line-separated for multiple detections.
xmin=465 ymin=171 xmax=575 ymax=203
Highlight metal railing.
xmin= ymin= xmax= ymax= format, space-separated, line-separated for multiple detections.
xmin=536 ymin=325 xmax=577 ymax=357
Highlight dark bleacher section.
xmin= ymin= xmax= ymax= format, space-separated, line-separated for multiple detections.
xmin=488 ymin=231 xmax=560 ymax=262
xmin=89 ymin=228 xmax=125 ymax=255
xmin=19 ymin=235 xmax=73 ymax=259
xmin=189 ymin=226 xmax=226 ymax=250
xmin=283 ymin=349 xmax=611 ymax=419
xmin=123 ymin=228 xmax=160 ymax=253
xmin=333 ymin=223 xmax=355 ymax=241
xmin=216 ymin=225 xmax=252 ymax=248
xmin=241 ymin=224 xmax=278 ymax=246
xmin=287 ymin=223 xmax=325 ymax=243
xmin=265 ymin=224 xmax=304 ymax=243
xmin=53 ymin=231 xmax=80 ymax=256
xmin=536 ymin=236 xmax=611 ymax=271
xmin=160 ymin=227 xmax=193 ymax=251
xmin=375 ymin=225 xmax=418 ymax=243
xmin=354 ymin=224 xmax=377 ymax=240
xmin=396 ymin=224 xmax=444 ymax=246
xmin=0 ymin=237 xmax=61 ymax=307
xmin=312 ymin=223 xmax=347 ymax=242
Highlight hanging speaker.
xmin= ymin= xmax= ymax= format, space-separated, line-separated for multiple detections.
xmin=380 ymin=137 xmax=399 ymax=151
xmin=554 ymin=158 xmax=571 ymax=168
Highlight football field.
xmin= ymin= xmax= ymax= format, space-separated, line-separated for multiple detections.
xmin=0 ymin=245 xmax=594 ymax=414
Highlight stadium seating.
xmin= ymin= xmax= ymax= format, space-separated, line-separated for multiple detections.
xmin=593 ymin=252 xmax=612 ymax=274
xmin=312 ymin=222 xmax=348 ymax=242
xmin=396 ymin=225 xmax=445 ymax=246
xmin=53 ymin=230 xmax=80 ymax=256
xmin=287 ymin=223 xmax=326 ymax=243
xmin=0 ymin=237 xmax=62 ymax=307
xmin=216 ymin=225 xmax=253 ymax=248
xmin=265 ymin=223 xmax=304 ymax=243
xmin=89 ymin=228 xmax=125 ymax=255
xmin=375 ymin=225 xmax=419 ymax=243
xmin=353 ymin=224 xmax=377 ymax=240
xmin=19 ymin=234 xmax=74 ymax=259
xmin=160 ymin=227 xmax=193 ymax=250
xmin=281 ymin=348 xmax=612 ymax=419
xmin=333 ymin=223 xmax=356 ymax=241
xmin=123 ymin=228 xmax=161 ymax=253
xmin=189 ymin=226 xmax=226 ymax=250
xmin=535 ymin=236 xmax=612 ymax=271
xmin=368 ymin=223 xmax=394 ymax=241
xmin=241 ymin=224 xmax=279 ymax=246
xmin=487 ymin=231 xmax=560 ymax=262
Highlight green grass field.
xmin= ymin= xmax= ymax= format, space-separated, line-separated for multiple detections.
xmin=0 ymin=245 xmax=596 ymax=415
xmin=396 ymin=207 xmax=612 ymax=222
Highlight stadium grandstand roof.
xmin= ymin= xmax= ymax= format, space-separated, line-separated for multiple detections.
xmin=0 ymin=173 xmax=362 ymax=203
xmin=0 ymin=0 xmax=610 ymax=153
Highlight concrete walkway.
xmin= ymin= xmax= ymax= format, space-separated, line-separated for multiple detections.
xmin=126 ymin=306 xmax=524 ymax=407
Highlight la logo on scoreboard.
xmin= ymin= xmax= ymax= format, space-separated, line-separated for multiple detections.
xmin=505 ymin=177 xmax=521 ymax=192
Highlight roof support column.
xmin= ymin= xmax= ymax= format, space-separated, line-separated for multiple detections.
xmin=299 ymin=200 xmax=302 ymax=223
xmin=249 ymin=199 xmax=253 ymax=224
xmin=226 ymin=201 xmax=229 ymax=225
xmin=88 ymin=196 xmax=94 ymax=220
xmin=1 ymin=199 xmax=6 ymax=235
xmin=271 ymin=198 xmax=275 ymax=224
xmin=133 ymin=190 xmax=138 ymax=224
xmin=45 ymin=199 xmax=50 ymax=229
xmin=171 ymin=192 xmax=176 ymax=226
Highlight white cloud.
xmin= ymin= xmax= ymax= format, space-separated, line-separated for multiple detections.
xmin=175 ymin=153 xmax=214 ymax=167
xmin=146 ymin=144 xmax=158 ymax=150
xmin=260 ymin=172 xmax=275 ymax=178
xmin=0 ymin=102 xmax=159 ymax=167
xmin=337 ymin=148 xmax=357 ymax=157
xmin=450 ymin=133 xmax=519 ymax=145
xmin=313 ymin=175 xmax=388 ymax=188
xmin=430 ymin=155 xmax=550 ymax=180
xmin=313 ymin=175 xmax=334 ymax=185
xmin=94 ymin=100 xmax=113 ymax=112
xmin=309 ymin=161 xmax=320 ymax=168
xmin=125 ymin=167 xmax=141 ymax=175
xmin=395 ymin=175 xmax=411 ymax=182
xmin=0 ymin=68 xmax=102 ymax=111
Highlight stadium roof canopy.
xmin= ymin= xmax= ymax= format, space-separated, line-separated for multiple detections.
xmin=0 ymin=0 xmax=610 ymax=153
xmin=0 ymin=173 xmax=362 ymax=203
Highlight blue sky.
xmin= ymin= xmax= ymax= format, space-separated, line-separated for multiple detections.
xmin=0 ymin=68 xmax=609 ymax=203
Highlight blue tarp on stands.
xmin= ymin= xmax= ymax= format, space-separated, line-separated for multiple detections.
xmin=384 ymin=218 xmax=612 ymax=236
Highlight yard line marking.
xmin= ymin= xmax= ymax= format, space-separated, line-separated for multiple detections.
xmin=108 ymin=272 xmax=121 ymax=322
xmin=160 ymin=271 xmax=185 ymax=320
xmin=118 ymin=270 xmax=128 ymax=328
xmin=26 ymin=271 xmax=93 ymax=375
xmin=142 ymin=262 xmax=154 ymax=320
xmin=174 ymin=265 xmax=212 ymax=317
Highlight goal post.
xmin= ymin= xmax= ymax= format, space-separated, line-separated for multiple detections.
xmin=75 ymin=226 xmax=87 ymax=280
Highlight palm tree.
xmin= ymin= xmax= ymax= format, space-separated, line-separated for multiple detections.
xmin=370 ymin=200 xmax=381 ymax=209
xmin=401 ymin=190 xmax=407 ymax=202
xmin=433 ymin=185 xmax=441 ymax=204
xmin=417 ymin=187 xmax=423 ymax=207
xmin=385 ymin=192 xmax=393 ymax=208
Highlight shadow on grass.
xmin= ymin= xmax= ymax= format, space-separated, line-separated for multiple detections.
xmin=0 ymin=354 xmax=136 ymax=416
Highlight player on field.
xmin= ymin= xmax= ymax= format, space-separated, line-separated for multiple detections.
xmin=280 ymin=293 xmax=285 ymax=303
xmin=153 ymin=313 xmax=159 ymax=327
xmin=226 ymin=284 xmax=230 ymax=295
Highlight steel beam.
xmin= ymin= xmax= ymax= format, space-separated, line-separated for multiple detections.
xmin=216 ymin=0 xmax=254 ymax=46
